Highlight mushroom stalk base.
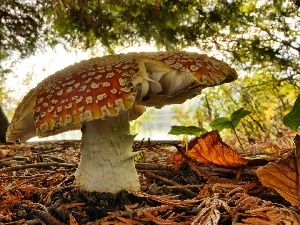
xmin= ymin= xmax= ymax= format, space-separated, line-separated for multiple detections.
xmin=75 ymin=111 xmax=140 ymax=193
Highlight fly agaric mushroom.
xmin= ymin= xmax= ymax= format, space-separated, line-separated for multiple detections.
xmin=6 ymin=52 xmax=237 ymax=193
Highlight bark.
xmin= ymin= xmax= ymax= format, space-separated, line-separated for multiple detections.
xmin=0 ymin=106 xmax=9 ymax=143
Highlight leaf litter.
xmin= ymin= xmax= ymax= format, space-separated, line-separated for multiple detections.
xmin=0 ymin=131 xmax=299 ymax=224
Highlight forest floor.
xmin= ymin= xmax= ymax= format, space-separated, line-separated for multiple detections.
xmin=0 ymin=135 xmax=299 ymax=225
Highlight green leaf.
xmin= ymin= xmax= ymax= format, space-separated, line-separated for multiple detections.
xmin=168 ymin=126 xmax=206 ymax=136
xmin=230 ymin=108 xmax=251 ymax=129
xmin=283 ymin=95 xmax=300 ymax=131
xmin=209 ymin=117 xmax=232 ymax=131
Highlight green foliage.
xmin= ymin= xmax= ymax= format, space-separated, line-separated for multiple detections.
xmin=3 ymin=1 xmax=299 ymax=75
xmin=130 ymin=108 xmax=155 ymax=135
xmin=283 ymin=95 xmax=300 ymax=131
xmin=209 ymin=108 xmax=251 ymax=154
xmin=210 ymin=108 xmax=251 ymax=131
xmin=168 ymin=126 xmax=206 ymax=137
xmin=2 ymin=0 xmax=300 ymax=145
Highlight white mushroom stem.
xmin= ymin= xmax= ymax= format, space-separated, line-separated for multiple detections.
xmin=74 ymin=111 xmax=140 ymax=193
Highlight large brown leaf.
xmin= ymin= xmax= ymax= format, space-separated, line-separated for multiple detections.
xmin=256 ymin=151 xmax=300 ymax=208
xmin=188 ymin=130 xmax=247 ymax=167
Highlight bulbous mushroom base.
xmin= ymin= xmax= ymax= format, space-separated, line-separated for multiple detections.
xmin=75 ymin=112 xmax=140 ymax=193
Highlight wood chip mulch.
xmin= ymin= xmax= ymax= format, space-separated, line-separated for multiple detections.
xmin=0 ymin=140 xmax=299 ymax=225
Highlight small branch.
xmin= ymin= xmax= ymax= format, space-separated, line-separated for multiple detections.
xmin=135 ymin=163 xmax=174 ymax=171
xmin=145 ymin=171 xmax=198 ymax=197
xmin=173 ymin=143 xmax=208 ymax=178
xmin=0 ymin=162 xmax=77 ymax=173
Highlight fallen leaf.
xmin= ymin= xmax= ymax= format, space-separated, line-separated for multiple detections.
xmin=256 ymin=151 xmax=300 ymax=208
xmin=188 ymin=130 xmax=248 ymax=167
xmin=69 ymin=213 xmax=78 ymax=225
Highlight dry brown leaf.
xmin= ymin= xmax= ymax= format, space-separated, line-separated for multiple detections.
xmin=256 ymin=151 xmax=300 ymax=208
xmin=69 ymin=213 xmax=78 ymax=225
xmin=188 ymin=130 xmax=248 ymax=167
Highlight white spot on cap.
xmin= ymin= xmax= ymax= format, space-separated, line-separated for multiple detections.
xmin=126 ymin=95 xmax=135 ymax=102
xmin=61 ymin=99 xmax=68 ymax=104
xmin=35 ymin=107 xmax=41 ymax=113
xmin=172 ymin=62 xmax=183 ymax=69
xmin=110 ymin=88 xmax=117 ymax=94
xmin=57 ymin=89 xmax=63 ymax=96
xmin=79 ymin=106 xmax=84 ymax=112
xmin=67 ymin=87 xmax=73 ymax=93
xmin=37 ymin=97 xmax=44 ymax=104
xmin=57 ymin=106 xmax=63 ymax=113
xmin=91 ymin=82 xmax=100 ymax=89
xmin=196 ymin=61 xmax=203 ymax=67
xmin=101 ymin=106 xmax=111 ymax=117
xmin=74 ymin=83 xmax=80 ymax=88
xmin=119 ymin=78 xmax=126 ymax=86
xmin=65 ymin=103 xmax=73 ymax=109
xmin=79 ymin=85 xmax=87 ymax=92
xmin=42 ymin=103 xmax=48 ymax=108
xmin=102 ymin=82 xmax=110 ymax=87
xmin=84 ymin=78 xmax=92 ymax=84
xmin=57 ymin=117 xmax=64 ymax=126
xmin=53 ymin=111 xmax=58 ymax=118
xmin=95 ymin=75 xmax=102 ymax=80
xmin=106 ymin=72 xmax=115 ymax=78
xmin=80 ymin=110 xmax=92 ymax=122
xmin=51 ymin=99 xmax=58 ymax=105
xmin=40 ymin=112 xmax=46 ymax=118
xmin=40 ymin=122 xmax=49 ymax=133
xmin=46 ymin=94 xmax=52 ymax=99
xmin=120 ymin=87 xmax=131 ymax=92
xmin=48 ymin=106 xmax=55 ymax=112
xmin=114 ymin=98 xmax=125 ymax=113
xmin=67 ymin=80 xmax=75 ymax=85
xmin=88 ymin=71 xmax=95 ymax=76
xmin=86 ymin=96 xmax=93 ymax=104
xmin=97 ymin=93 xmax=107 ymax=101
xmin=206 ymin=65 xmax=212 ymax=71
xmin=164 ymin=59 xmax=175 ymax=65
xmin=122 ymin=64 xmax=130 ymax=69
xmin=212 ymin=63 xmax=221 ymax=70
xmin=65 ymin=115 xmax=72 ymax=124
xmin=190 ymin=65 xmax=200 ymax=71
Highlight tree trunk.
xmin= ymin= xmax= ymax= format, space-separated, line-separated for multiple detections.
xmin=0 ymin=106 xmax=9 ymax=142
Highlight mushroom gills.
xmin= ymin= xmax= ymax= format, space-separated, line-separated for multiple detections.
xmin=138 ymin=61 xmax=196 ymax=107
xmin=140 ymin=62 xmax=194 ymax=97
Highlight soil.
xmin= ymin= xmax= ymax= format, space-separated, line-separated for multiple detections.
xmin=0 ymin=140 xmax=299 ymax=225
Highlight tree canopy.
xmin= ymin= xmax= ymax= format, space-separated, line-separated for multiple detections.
xmin=2 ymin=1 xmax=299 ymax=74
xmin=1 ymin=0 xmax=300 ymax=144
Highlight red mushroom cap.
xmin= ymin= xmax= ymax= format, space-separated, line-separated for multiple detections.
xmin=6 ymin=52 xmax=237 ymax=141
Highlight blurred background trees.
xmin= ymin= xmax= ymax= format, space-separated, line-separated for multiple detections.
xmin=1 ymin=0 xmax=299 ymax=145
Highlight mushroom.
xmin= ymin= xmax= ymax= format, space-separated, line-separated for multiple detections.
xmin=6 ymin=52 xmax=237 ymax=193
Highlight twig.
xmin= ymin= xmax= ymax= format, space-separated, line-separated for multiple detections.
xmin=293 ymin=134 xmax=300 ymax=201
xmin=0 ymin=162 xmax=77 ymax=173
xmin=145 ymin=171 xmax=198 ymax=197
xmin=135 ymin=163 xmax=174 ymax=171
xmin=173 ymin=143 xmax=208 ymax=178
